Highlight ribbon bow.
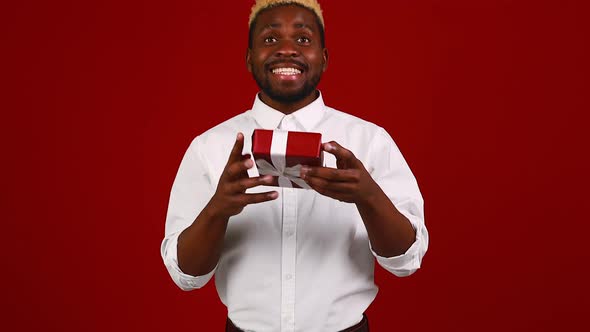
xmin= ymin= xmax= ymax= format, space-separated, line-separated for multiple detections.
xmin=255 ymin=159 xmax=311 ymax=189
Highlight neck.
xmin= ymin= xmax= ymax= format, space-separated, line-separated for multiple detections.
xmin=259 ymin=90 xmax=319 ymax=115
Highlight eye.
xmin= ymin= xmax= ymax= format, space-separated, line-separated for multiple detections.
xmin=297 ymin=36 xmax=311 ymax=43
xmin=264 ymin=36 xmax=277 ymax=43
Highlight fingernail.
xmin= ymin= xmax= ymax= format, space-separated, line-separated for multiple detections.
xmin=263 ymin=175 xmax=273 ymax=182
xmin=269 ymin=191 xmax=278 ymax=199
xmin=300 ymin=166 xmax=309 ymax=178
xmin=324 ymin=143 xmax=334 ymax=151
xmin=244 ymin=159 xmax=253 ymax=168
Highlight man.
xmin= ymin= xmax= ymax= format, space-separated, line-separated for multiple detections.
xmin=161 ymin=1 xmax=428 ymax=331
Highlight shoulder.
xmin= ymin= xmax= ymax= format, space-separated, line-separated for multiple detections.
xmin=189 ymin=112 xmax=255 ymax=148
xmin=322 ymin=106 xmax=392 ymax=142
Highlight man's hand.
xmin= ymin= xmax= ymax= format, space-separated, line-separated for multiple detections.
xmin=178 ymin=132 xmax=278 ymax=276
xmin=300 ymin=141 xmax=380 ymax=204
xmin=208 ymin=132 xmax=278 ymax=220
xmin=300 ymin=140 xmax=416 ymax=257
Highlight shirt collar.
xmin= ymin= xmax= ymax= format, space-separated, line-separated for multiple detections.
xmin=248 ymin=91 xmax=326 ymax=131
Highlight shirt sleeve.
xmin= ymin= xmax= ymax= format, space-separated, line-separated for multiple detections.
xmin=160 ymin=136 xmax=217 ymax=290
xmin=367 ymin=128 xmax=429 ymax=277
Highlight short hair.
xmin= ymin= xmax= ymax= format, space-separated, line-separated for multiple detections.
xmin=249 ymin=0 xmax=324 ymax=28
xmin=248 ymin=3 xmax=326 ymax=49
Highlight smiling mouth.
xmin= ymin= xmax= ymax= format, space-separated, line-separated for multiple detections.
xmin=271 ymin=67 xmax=302 ymax=75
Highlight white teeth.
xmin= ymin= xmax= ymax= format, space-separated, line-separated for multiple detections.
xmin=272 ymin=67 xmax=302 ymax=75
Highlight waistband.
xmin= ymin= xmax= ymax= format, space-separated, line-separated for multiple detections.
xmin=225 ymin=314 xmax=369 ymax=332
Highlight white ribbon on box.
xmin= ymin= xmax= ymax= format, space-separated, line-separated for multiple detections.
xmin=255 ymin=130 xmax=312 ymax=189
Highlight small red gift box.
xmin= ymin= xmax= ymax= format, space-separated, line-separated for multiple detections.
xmin=251 ymin=129 xmax=323 ymax=189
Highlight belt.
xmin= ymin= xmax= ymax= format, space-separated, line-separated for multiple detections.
xmin=225 ymin=314 xmax=369 ymax=332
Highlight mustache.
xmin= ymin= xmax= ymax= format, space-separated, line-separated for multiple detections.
xmin=265 ymin=59 xmax=308 ymax=70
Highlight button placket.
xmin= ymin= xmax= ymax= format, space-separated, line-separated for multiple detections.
xmin=280 ymin=186 xmax=297 ymax=332
xmin=278 ymin=114 xmax=299 ymax=332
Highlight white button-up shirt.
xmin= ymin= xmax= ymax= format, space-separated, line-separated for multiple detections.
xmin=161 ymin=93 xmax=428 ymax=332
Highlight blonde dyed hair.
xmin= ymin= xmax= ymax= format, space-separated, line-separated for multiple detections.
xmin=248 ymin=0 xmax=324 ymax=27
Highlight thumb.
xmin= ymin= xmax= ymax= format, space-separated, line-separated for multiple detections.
xmin=323 ymin=141 xmax=359 ymax=169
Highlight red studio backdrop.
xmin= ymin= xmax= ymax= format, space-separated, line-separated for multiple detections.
xmin=3 ymin=1 xmax=589 ymax=331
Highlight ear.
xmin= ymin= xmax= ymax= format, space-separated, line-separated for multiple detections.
xmin=246 ymin=48 xmax=253 ymax=73
xmin=322 ymin=48 xmax=329 ymax=72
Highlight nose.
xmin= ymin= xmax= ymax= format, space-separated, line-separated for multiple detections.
xmin=275 ymin=39 xmax=299 ymax=57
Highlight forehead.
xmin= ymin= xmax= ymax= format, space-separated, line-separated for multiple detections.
xmin=253 ymin=4 xmax=320 ymax=33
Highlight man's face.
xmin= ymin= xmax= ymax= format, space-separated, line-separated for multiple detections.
xmin=247 ymin=5 xmax=328 ymax=104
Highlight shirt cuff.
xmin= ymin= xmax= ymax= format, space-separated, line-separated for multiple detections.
xmin=162 ymin=233 xmax=216 ymax=290
xmin=370 ymin=214 xmax=426 ymax=277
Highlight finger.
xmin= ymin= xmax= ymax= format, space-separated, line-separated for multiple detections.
xmin=323 ymin=141 xmax=355 ymax=160
xmin=238 ymin=191 xmax=279 ymax=204
xmin=304 ymin=180 xmax=353 ymax=202
xmin=225 ymin=157 xmax=254 ymax=180
xmin=303 ymin=174 xmax=358 ymax=193
xmin=236 ymin=154 xmax=253 ymax=178
xmin=301 ymin=166 xmax=360 ymax=182
xmin=229 ymin=175 xmax=275 ymax=193
xmin=227 ymin=132 xmax=245 ymax=164
xmin=322 ymin=141 xmax=360 ymax=169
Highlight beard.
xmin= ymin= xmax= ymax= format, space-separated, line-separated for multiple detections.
xmin=252 ymin=69 xmax=322 ymax=104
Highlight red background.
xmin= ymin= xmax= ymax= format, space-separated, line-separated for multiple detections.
xmin=3 ymin=0 xmax=589 ymax=331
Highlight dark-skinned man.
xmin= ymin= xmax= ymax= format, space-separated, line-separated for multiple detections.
xmin=161 ymin=1 xmax=428 ymax=331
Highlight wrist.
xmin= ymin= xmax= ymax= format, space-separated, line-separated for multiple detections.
xmin=355 ymin=180 xmax=383 ymax=207
xmin=203 ymin=197 xmax=231 ymax=224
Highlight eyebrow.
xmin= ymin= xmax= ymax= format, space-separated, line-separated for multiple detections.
xmin=260 ymin=23 xmax=314 ymax=33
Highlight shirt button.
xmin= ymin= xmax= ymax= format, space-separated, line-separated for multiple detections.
xmin=285 ymin=274 xmax=292 ymax=280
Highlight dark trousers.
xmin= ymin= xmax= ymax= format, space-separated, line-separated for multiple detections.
xmin=225 ymin=314 xmax=369 ymax=332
